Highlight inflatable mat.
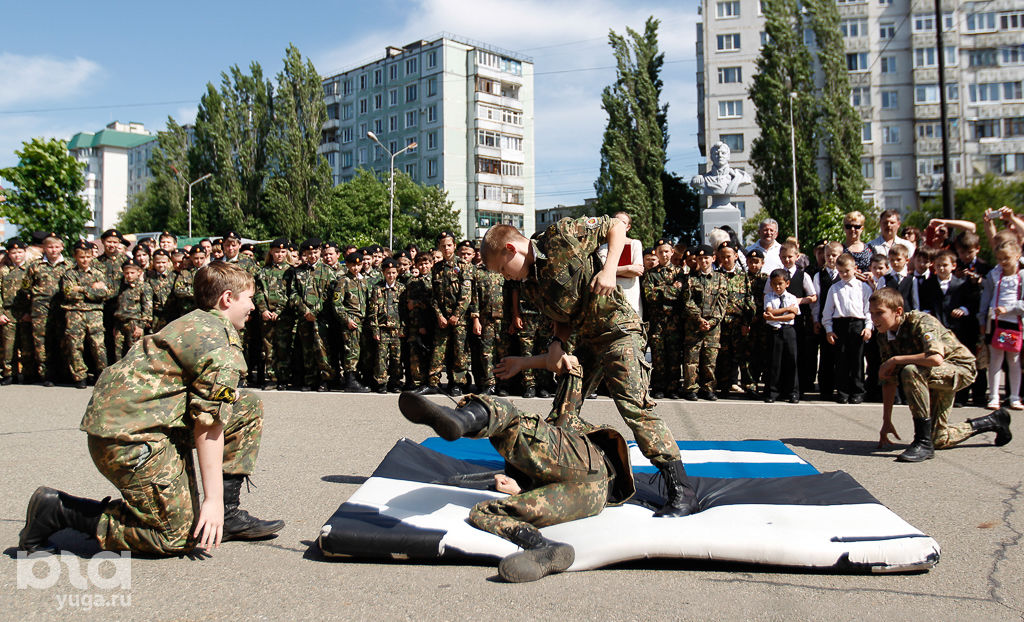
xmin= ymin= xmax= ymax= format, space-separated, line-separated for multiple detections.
xmin=318 ymin=438 xmax=939 ymax=573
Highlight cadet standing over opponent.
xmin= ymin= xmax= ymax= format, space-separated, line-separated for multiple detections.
xmin=18 ymin=262 xmax=283 ymax=555
xmin=482 ymin=215 xmax=699 ymax=517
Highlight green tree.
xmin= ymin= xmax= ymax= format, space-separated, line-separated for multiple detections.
xmin=661 ymin=171 xmax=701 ymax=242
xmin=263 ymin=44 xmax=333 ymax=239
xmin=118 ymin=118 xmax=192 ymax=233
xmin=748 ymin=0 xmax=820 ymax=241
xmin=0 ymin=137 xmax=90 ymax=240
xmin=594 ymin=16 xmax=667 ymax=247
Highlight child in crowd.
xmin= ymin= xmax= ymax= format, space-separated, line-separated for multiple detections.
xmin=60 ymin=241 xmax=110 ymax=389
xmin=865 ymin=253 xmax=893 ymax=400
xmin=979 ymin=239 xmax=1024 ymax=409
xmin=812 ymin=242 xmax=843 ymax=400
xmin=763 ymin=268 xmax=800 ymax=403
xmin=741 ymin=249 xmax=768 ymax=395
xmin=900 ymin=246 xmax=935 ymax=311
xmin=775 ymin=241 xmax=817 ymax=397
xmin=112 ymin=259 xmax=153 ymax=360
xmin=955 ymin=232 xmax=992 ymax=406
xmin=822 ymin=254 xmax=874 ymax=404
xmin=369 ymin=258 xmax=405 ymax=393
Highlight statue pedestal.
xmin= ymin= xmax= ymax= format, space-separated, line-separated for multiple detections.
xmin=700 ymin=206 xmax=743 ymax=245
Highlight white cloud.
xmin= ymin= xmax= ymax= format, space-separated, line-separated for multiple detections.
xmin=312 ymin=0 xmax=701 ymax=208
xmin=0 ymin=54 xmax=102 ymax=108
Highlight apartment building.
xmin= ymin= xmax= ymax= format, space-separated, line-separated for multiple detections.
xmin=697 ymin=0 xmax=1024 ymax=217
xmin=320 ymin=34 xmax=536 ymax=239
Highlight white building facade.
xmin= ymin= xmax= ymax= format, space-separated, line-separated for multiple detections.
xmin=319 ymin=35 xmax=536 ymax=240
xmin=697 ymin=0 xmax=1024 ymax=218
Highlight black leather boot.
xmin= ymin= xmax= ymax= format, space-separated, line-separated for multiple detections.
xmin=897 ymin=418 xmax=935 ymax=462
xmin=19 ymin=487 xmax=107 ymax=553
xmin=412 ymin=384 xmax=441 ymax=395
xmin=967 ymin=408 xmax=1012 ymax=446
xmin=497 ymin=525 xmax=575 ymax=583
xmin=222 ymin=475 xmax=285 ymax=541
xmin=654 ymin=460 xmax=700 ymax=517
xmin=345 ymin=372 xmax=371 ymax=393
xmin=398 ymin=392 xmax=489 ymax=440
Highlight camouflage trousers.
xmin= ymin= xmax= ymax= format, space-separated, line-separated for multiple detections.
xmin=648 ymin=315 xmax=682 ymax=393
xmin=571 ymin=330 xmax=680 ymax=468
xmin=1 ymin=317 xmax=33 ymax=378
xmin=90 ymin=391 xmax=263 ymax=555
xmin=66 ymin=310 xmax=107 ymax=382
xmin=683 ymin=324 xmax=721 ymax=394
xmin=465 ymin=376 xmax=612 ymax=543
xmin=430 ymin=321 xmax=468 ymax=385
xmin=406 ymin=326 xmax=432 ymax=386
xmin=30 ymin=299 xmax=59 ymax=379
xmin=264 ymin=315 xmax=294 ymax=383
xmin=714 ymin=316 xmax=744 ymax=391
xmin=515 ymin=314 xmax=552 ymax=390
xmin=472 ymin=317 xmax=507 ymax=389
xmin=899 ymin=363 xmax=976 ymax=448
xmin=296 ymin=317 xmax=332 ymax=385
xmin=374 ymin=331 xmax=403 ymax=386
xmin=340 ymin=323 xmax=362 ymax=374
xmin=112 ymin=321 xmax=143 ymax=361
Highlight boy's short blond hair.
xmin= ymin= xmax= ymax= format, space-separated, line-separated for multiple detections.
xmin=480 ymin=224 xmax=526 ymax=266
xmin=888 ymin=244 xmax=909 ymax=259
xmin=836 ymin=253 xmax=857 ymax=269
xmin=869 ymin=287 xmax=904 ymax=311
xmin=194 ymin=262 xmax=254 ymax=310
xmin=826 ymin=241 xmax=844 ymax=254
xmin=780 ymin=240 xmax=800 ymax=255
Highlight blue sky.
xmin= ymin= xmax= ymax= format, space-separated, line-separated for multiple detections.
xmin=0 ymin=0 xmax=702 ymax=210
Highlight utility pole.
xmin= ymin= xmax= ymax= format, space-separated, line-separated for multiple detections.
xmin=934 ymin=0 xmax=955 ymax=219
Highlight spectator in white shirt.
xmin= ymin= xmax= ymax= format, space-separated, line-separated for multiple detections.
xmin=868 ymin=209 xmax=916 ymax=259
xmin=823 ymin=254 xmax=874 ymax=404
xmin=763 ymin=268 xmax=800 ymax=403
xmin=746 ymin=219 xmax=783 ymax=274
xmin=597 ymin=211 xmax=644 ymax=317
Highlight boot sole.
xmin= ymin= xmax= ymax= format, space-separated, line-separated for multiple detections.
xmin=498 ymin=543 xmax=575 ymax=583
xmin=994 ymin=409 xmax=1013 ymax=446
xmin=222 ymin=519 xmax=285 ymax=541
xmin=399 ymin=392 xmax=461 ymax=441
xmin=19 ymin=486 xmax=59 ymax=553
xmin=896 ymin=452 xmax=934 ymax=462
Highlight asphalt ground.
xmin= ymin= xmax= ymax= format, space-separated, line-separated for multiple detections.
xmin=1 ymin=385 xmax=1022 ymax=621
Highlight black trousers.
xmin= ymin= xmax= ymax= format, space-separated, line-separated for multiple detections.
xmin=817 ymin=330 xmax=837 ymax=397
xmin=832 ymin=317 xmax=866 ymax=399
xmin=767 ymin=325 xmax=798 ymax=399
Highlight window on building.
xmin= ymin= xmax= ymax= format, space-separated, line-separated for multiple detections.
xmin=720 ymin=133 xmax=744 ymax=152
xmin=1005 ymin=117 xmax=1024 ymax=137
xmin=973 ymin=119 xmax=1001 ymax=139
xmin=718 ymin=66 xmax=742 ymax=83
xmin=479 ymin=184 xmax=502 ymax=201
xmin=883 ymin=160 xmax=901 ymax=179
xmin=716 ymin=33 xmax=741 ymax=51
xmin=502 ymin=135 xmax=523 ymax=151
xmin=405 ymin=163 xmax=416 ymax=179
xmin=406 ymin=84 xmax=417 ymax=102
xmin=503 ymin=186 xmax=525 ymax=204
xmin=477 ymin=156 xmax=501 ymax=174
xmin=358 ymin=122 xmax=367 ymax=137
xmin=342 ymin=103 xmax=354 ymax=120
xmin=862 ymin=158 xmax=874 ymax=179
xmin=427 ymin=51 xmax=437 ymax=68
xmin=966 ymin=12 xmax=997 ymax=32
xmin=881 ymin=90 xmax=899 ymax=110
xmin=359 ymin=98 xmax=368 ymax=114
xmin=428 ymin=78 xmax=437 ymax=97
xmin=374 ymin=94 xmax=383 ymax=110
xmin=850 ymin=86 xmax=870 ymax=107
xmin=914 ymin=46 xmax=958 ymax=68
xmin=501 ymin=161 xmax=523 ymax=176
xmin=427 ymin=132 xmax=437 ymax=150
xmin=913 ymin=12 xmax=954 ymax=32
xmin=847 ymin=53 xmax=868 ymax=72
xmin=969 ymin=49 xmax=998 ymax=67
xmin=326 ymin=152 xmax=337 ymax=168
xmin=405 ymin=110 xmax=418 ymax=128
xmin=718 ymin=99 xmax=743 ymax=118
xmin=879 ymin=20 xmax=896 ymax=39
xmin=359 ymin=74 xmax=367 ymax=90
xmin=882 ymin=125 xmax=901 ymax=144
xmin=479 ymin=130 xmax=500 ymax=148
xmin=863 ymin=122 xmax=873 ymax=142
xmin=1001 ymin=12 xmax=1024 ymax=30
xmin=388 ymin=116 xmax=398 ymax=132
xmin=341 ymin=151 xmax=353 ymax=168
xmin=840 ymin=18 xmax=868 ymax=37
xmin=374 ymin=69 xmax=382 ymax=86
xmin=717 ymin=1 xmax=740 ymax=17
xmin=341 ymin=127 xmax=353 ymax=143
xmin=389 ymin=64 xmax=398 ymax=80
xmin=374 ymin=118 xmax=383 ymax=134
xmin=427 ymin=105 xmax=437 ymax=123
xmin=970 ymin=82 xmax=1024 ymax=103
xmin=760 ymin=31 xmax=770 ymax=46
xmin=389 ymin=89 xmax=398 ymax=106
xmin=427 ymin=159 xmax=438 ymax=178
xmin=343 ymin=79 xmax=352 ymax=95
xmin=1004 ymin=46 xmax=1024 ymax=65
xmin=406 ymin=58 xmax=418 ymax=75
xmin=881 ymin=56 xmax=897 ymax=73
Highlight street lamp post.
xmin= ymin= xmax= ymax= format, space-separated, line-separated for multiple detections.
xmin=173 ymin=170 xmax=212 ymax=238
xmin=789 ymin=92 xmax=799 ymax=241
xmin=366 ymin=131 xmax=417 ymax=251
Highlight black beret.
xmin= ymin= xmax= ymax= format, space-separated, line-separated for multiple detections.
xmin=122 ymin=258 xmax=145 ymax=270
xmin=5 ymin=239 xmax=27 ymax=250
xmin=694 ymin=245 xmax=715 ymax=256
xmin=683 ymin=247 xmax=695 ymax=257
xmin=152 ymin=249 xmax=171 ymax=259
xmin=240 ymin=243 xmax=255 ymax=253
xmin=371 ymin=244 xmax=383 ymax=253
xmin=159 ymin=231 xmax=177 ymax=240
xmin=269 ymin=237 xmax=289 ymax=249
xmin=100 ymin=228 xmax=122 ymax=240
xmin=643 ymin=247 xmax=655 ymax=256
xmin=288 ymin=242 xmax=297 ymax=251
xmin=457 ymin=239 xmax=475 ymax=249
xmin=299 ymin=240 xmax=319 ymax=253
xmin=345 ymin=251 xmax=364 ymax=263
xmin=437 ymin=231 xmax=455 ymax=243
xmin=221 ymin=231 xmax=242 ymax=241
xmin=380 ymin=258 xmax=397 ymax=271
xmin=747 ymin=249 xmax=765 ymax=259
xmin=188 ymin=245 xmax=206 ymax=256
xmin=37 ymin=231 xmax=61 ymax=244
xmin=655 ymin=238 xmax=670 ymax=247
xmin=72 ymin=240 xmax=97 ymax=252
xmin=321 ymin=241 xmax=339 ymax=251
xmin=396 ymin=250 xmax=411 ymax=260
xmin=717 ymin=241 xmax=738 ymax=251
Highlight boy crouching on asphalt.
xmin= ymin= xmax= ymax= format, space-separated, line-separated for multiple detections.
xmin=19 ymin=262 xmax=284 ymax=555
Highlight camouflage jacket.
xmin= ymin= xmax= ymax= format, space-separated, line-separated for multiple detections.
xmin=80 ymin=309 xmax=247 ymax=442
xmin=472 ymin=268 xmax=505 ymax=320
xmin=254 ymin=262 xmax=291 ymax=315
xmin=172 ymin=267 xmax=199 ymax=316
xmin=520 ymin=215 xmax=643 ymax=341
xmin=641 ymin=263 xmax=681 ymax=318
xmin=683 ymin=270 xmax=728 ymax=327
xmin=288 ymin=262 xmax=334 ymax=318
xmin=403 ymin=274 xmax=433 ymax=329
xmin=369 ymin=281 xmax=405 ymax=338
xmin=431 ymin=256 xmax=474 ymax=319
xmin=114 ymin=281 xmax=154 ymax=326
xmin=0 ymin=262 xmax=31 ymax=315
xmin=217 ymin=253 xmax=258 ymax=275
xmin=60 ymin=265 xmax=112 ymax=312
xmin=333 ymin=272 xmax=369 ymax=325
xmin=145 ymin=270 xmax=175 ymax=318
xmin=24 ymin=256 xmax=69 ymax=303
xmin=750 ymin=273 xmax=769 ymax=316
xmin=878 ymin=311 xmax=976 ymax=384
xmin=95 ymin=253 xmax=124 ymax=298
xmin=716 ymin=267 xmax=755 ymax=322
xmin=363 ymin=267 xmax=383 ymax=290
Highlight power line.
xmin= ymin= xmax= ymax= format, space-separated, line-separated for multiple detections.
xmin=0 ymin=99 xmax=198 ymax=115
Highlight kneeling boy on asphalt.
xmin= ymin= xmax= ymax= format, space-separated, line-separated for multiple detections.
xmin=871 ymin=287 xmax=1011 ymax=462
xmin=19 ymin=262 xmax=284 ymax=555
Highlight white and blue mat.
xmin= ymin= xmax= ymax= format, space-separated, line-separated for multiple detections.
xmin=318 ymin=439 xmax=939 ymax=573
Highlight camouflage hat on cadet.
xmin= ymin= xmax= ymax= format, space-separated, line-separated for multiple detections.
xmin=380 ymin=258 xmax=397 ymax=271
xmin=221 ymin=230 xmax=242 ymax=241
xmin=694 ymin=244 xmax=715 ymax=257
xmin=747 ymin=248 xmax=765 ymax=260
xmin=100 ymin=228 xmax=122 ymax=240
xmin=71 ymin=240 xmax=93 ymax=253
xmin=269 ymin=237 xmax=289 ymax=249
xmin=5 ymin=238 xmax=27 ymax=251
xmin=345 ymin=251 xmax=364 ymax=263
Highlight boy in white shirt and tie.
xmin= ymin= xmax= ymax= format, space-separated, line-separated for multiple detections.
xmin=823 ymin=254 xmax=874 ymax=403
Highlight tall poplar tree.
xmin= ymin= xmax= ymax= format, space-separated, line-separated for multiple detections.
xmin=594 ymin=16 xmax=667 ymax=247
xmin=118 ymin=118 xmax=191 ymax=233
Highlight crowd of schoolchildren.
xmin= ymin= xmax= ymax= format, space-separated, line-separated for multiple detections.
xmin=2 ymin=205 xmax=1022 ymax=406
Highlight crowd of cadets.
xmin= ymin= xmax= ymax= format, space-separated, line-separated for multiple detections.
xmin=0 ymin=218 xmax=1017 ymax=406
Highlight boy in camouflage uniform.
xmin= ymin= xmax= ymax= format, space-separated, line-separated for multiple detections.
xmin=369 ymin=258 xmax=405 ymax=392
xmin=507 ymin=280 xmax=553 ymax=398
xmin=872 ymin=287 xmax=1011 ymax=462
xmin=680 ymin=245 xmax=728 ymax=401
xmin=1 ymin=239 xmax=33 ymax=384
xmin=25 ymin=233 xmax=69 ymax=386
xmin=254 ymin=238 xmax=293 ymax=390
xmin=19 ymin=262 xmax=283 ymax=556
xmin=146 ymin=249 xmax=176 ymax=332
xmin=403 ymin=252 xmax=435 ymax=390
xmin=171 ymin=245 xmax=207 ymax=318
xmin=333 ymin=250 xmax=371 ymax=392
xmin=96 ymin=229 xmax=126 ymax=365
xmin=641 ymin=238 xmax=682 ymax=398
xmin=740 ymin=249 xmax=769 ymax=396
xmin=470 ymin=259 xmax=507 ymax=395
xmin=60 ymin=241 xmax=111 ymax=389
xmin=112 ymin=260 xmax=153 ymax=360
xmin=714 ymin=241 xmax=754 ymax=397
xmin=482 ymin=215 xmax=698 ymax=517
xmin=398 ymin=356 xmax=634 ymax=583
xmin=288 ymin=240 xmax=334 ymax=392
xmin=417 ymin=232 xmax=473 ymax=396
